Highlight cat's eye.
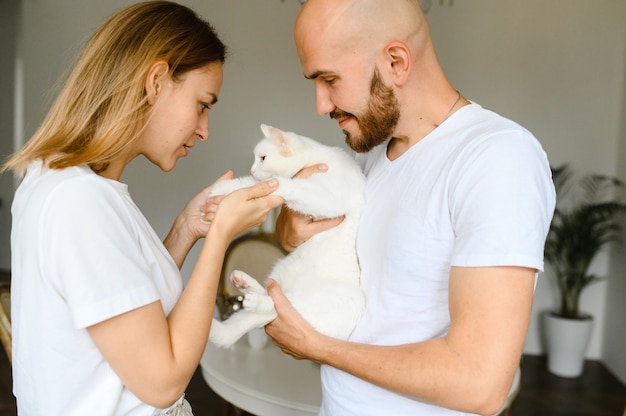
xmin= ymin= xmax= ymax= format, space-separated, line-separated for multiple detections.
xmin=260 ymin=156 xmax=266 ymax=162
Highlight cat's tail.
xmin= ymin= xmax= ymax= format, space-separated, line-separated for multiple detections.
xmin=208 ymin=310 xmax=276 ymax=348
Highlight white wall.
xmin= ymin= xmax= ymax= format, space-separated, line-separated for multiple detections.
xmin=5 ymin=0 xmax=626 ymax=380
xmin=0 ymin=0 xmax=19 ymax=270
xmin=603 ymin=44 xmax=626 ymax=386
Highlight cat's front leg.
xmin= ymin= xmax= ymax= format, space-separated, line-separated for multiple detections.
xmin=274 ymin=177 xmax=354 ymax=219
xmin=210 ymin=175 xmax=257 ymax=196
xmin=272 ymin=177 xmax=297 ymax=201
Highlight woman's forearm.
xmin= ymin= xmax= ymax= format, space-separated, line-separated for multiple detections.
xmin=163 ymin=214 xmax=198 ymax=269
xmin=164 ymin=226 xmax=229 ymax=382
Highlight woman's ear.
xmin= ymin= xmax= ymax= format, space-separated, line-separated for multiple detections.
xmin=384 ymin=41 xmax=411 ymax=85
xmin=145 ymin=61 xmax=170 ymax=105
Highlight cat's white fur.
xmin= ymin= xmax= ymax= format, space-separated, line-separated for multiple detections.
xmin=208 ymin=124 xmax=366 ymax=348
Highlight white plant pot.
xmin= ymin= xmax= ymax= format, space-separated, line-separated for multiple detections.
xmin=544 ymin=311 xmax=593 ymax=378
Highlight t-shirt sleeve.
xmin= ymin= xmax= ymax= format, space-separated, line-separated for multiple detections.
xmin=449 ymin=129 xmax=556 ymax=271
xmin=39 ymin=176 xmax=160 ymax=329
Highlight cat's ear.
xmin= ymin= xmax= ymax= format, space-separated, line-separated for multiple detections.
xmin=261 ymin=124 xmax=291 ymax=152
xmin=260 ymin=123 xmax=273 ymax=138
xmin=261 ymin=124 xmax=284 ymax=141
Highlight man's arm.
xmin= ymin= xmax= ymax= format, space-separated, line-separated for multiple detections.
xmin=265 ymin=265 xmax=535 ymax=415
xmin=275 ymin=163 xmax=343 ymax=252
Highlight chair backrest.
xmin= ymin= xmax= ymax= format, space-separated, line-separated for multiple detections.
xmin=216 ymin=232 xmax=286 ymax=320
xmin=0 ymin=283 xmax=11 ymax=363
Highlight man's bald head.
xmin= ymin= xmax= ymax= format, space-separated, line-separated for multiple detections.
xmin=295 ymin=0 xmax=430 ymax=64
xmin=294 ymin=0 xmax=464 ymax=150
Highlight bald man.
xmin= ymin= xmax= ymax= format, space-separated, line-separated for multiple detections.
xmin=266 ymin=1 xmax=556 ymax=415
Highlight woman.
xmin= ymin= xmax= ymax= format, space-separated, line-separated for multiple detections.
xmin=1 ymin=2 xmax=283 ymax=414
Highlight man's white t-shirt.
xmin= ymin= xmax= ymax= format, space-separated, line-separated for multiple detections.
xmin=320 ymin=103 xmax=555 ymax=415
xmin=11 ymin=162 xmax=184 ymax=415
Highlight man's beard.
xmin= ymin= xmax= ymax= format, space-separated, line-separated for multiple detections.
xmin=330 ymin=69 xmax=400 ymax=153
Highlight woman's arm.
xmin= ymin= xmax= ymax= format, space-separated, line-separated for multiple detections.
xmin=88 ymin=178 xmax=283 ymax=408
xmin=163 ymin=171 xmax=234 ymax=269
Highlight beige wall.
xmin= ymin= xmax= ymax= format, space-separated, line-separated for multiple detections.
xmin=2 ymin=0 xmax=625 ymax=381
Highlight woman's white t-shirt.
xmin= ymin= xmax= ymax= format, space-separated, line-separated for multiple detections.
xmin=11 ymin=162 xmax=184 ymax=415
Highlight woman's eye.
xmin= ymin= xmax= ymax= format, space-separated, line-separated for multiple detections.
xmin=200 ymin=103 xmax=210 ymax=112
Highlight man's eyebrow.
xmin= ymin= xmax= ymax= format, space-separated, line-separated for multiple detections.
xmin=305 ymin=70 xmax=332 ymax=80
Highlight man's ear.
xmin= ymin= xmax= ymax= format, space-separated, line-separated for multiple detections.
xmin=384 ymin=41 xmax=411 ymax=85
xmin=145 ymin=61 xmax=170 ymax=105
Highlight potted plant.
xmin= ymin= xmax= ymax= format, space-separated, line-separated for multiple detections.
xmin=543 ymin=164 xmax=626 ymax=377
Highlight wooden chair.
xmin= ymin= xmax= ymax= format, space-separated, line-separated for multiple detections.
xmin=0 ymin=283 xmax=11 ymax=363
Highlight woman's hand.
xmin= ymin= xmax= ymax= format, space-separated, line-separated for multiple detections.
xmin=165 ymin=171 xmax=282 ymax=268
xmin=275 ymin=164 xmax=344 ymax=252
xmin=187 ymin=171 xmax=234 ymax=239
xmin=167 ymin=171 xmax=235 ymax=249
xmin=208 ymin=178 xmax=284 ymax=242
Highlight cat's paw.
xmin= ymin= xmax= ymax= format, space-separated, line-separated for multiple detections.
xmin=244 ymin=293 xmax=275 ymax=313
xmin=231 ymin=272 xmax=250 ymax=290
xmin=230 ymin=270 xmax=265 ymax=294
xmin=243 ymin=293 xmax=259 ymax=311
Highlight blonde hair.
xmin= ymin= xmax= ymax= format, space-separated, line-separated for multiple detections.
xmin=2 ymin=1 xmax=227 ymax=177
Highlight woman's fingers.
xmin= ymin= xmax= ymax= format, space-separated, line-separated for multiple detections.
xmin=210 ymin=179 xmax=283 ymax=238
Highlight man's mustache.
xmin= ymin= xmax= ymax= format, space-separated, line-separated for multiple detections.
xmin=330 ymin=109 xmax=356 ymax=120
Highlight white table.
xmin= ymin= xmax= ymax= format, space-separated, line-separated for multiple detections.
xmin=200 ymin=338 xmax=322 ymax=416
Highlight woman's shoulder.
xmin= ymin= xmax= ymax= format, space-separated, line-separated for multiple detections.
xmin=18 ymin=162 xmax=130 ymax=216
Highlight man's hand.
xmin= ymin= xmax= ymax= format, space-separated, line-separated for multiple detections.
xmin=275 ymin=163 xmax=344 ymax=252
xmin=265 ymin=278 xmax=329 ymax=362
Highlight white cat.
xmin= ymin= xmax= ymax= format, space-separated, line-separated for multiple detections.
xmin=208 ymin=124 xmax=366 ymax=348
